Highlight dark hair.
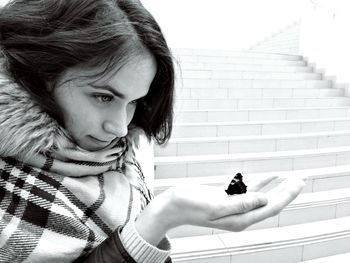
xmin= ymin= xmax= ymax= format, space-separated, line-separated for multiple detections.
xmin=0 ymin=0 xmax=174 ymax=145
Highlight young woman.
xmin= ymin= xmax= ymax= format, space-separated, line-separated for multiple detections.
xmin=0 ymin=0 xmax=305 ymax=262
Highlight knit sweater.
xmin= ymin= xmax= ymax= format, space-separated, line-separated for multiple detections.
xmin=0 ymin=68 xmax=171 ymax=262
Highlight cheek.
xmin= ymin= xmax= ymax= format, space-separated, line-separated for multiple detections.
xmin=126 ymin=104 xmax=137 ymax=124
xmin=64 ymin=110 xmax=90 ymax=137
xmin=61 ymin=101 xmax=101 ymax=138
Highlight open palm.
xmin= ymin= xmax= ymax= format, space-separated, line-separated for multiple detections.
xmin=163 ymin=175 xmax=306 ymax=232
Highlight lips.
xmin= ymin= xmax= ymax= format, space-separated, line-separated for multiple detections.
xmin=89 ymin=136 xmax=111 ymax=144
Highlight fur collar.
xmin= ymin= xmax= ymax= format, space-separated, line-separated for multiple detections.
xmin=0 ymin=70 xmax=73 ymax=160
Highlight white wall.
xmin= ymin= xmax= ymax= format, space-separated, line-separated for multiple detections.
xmin=142 ymin=0 xmax=306 ymax=50
xmin=299 ymin=1 xmax=350 ymax=83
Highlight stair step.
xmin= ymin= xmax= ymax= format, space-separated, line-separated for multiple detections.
xmin=175 ymin=107 xmax=350 ymax=122
xmin=176 ymin=88 xmax=343 ymax=99
xmin=174 ymin=52 xmax=303 ymax=61
xmin=166 ymin=188 xmax=350 ymax=238
xmin=179 ymin=79 xmax=331 ymax=89
xmin=156 ymin=130 xmax=350 ymax=156
xmin=173 ymin=49 xmax=303 ymax=60
xmin=177 ymin=63 xmax=313 ymax=73
xmin=175 ymin=97 xmax=350 ymax=110
xmin=176 ymin=56 xmax=306 ymax=66
xmin=154 ymin=164 xmax=350 ymax=194
xmin=178 ymin=71 xmax=321 ymax=80
xmin=170 ymin=217 xmax=350 ymax=263
xmin=300 ymin=252 xmax=350 ymax=263
xmin=173 ymin=117 xmax=350 ymax=137
xmin=154 ymin=146 xmax=350 ymax=178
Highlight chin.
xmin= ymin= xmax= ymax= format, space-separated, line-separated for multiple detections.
xmin=83 ymin=142 xmax=107 ymax=151
xmin=73 ymin=140 xmax=99 ymax=151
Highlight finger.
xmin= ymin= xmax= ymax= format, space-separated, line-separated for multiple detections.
xmin=264 ymin=177 xmax=306 ymax=211
xmin=247 ymin=174 xmax=279 ymax=192
xmin=212 ymin=177 xmax=305 ymax=231
xmin=54 ymin=147 xmax=122 ymax=163
xmin=266 ymin=176 xmax=306 ymax=196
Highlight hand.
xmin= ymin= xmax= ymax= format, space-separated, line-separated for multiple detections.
xmin=166 ymin=175 xmax=305 ymax=231
xmin=135 ymin=175 xmax=305 ymax=245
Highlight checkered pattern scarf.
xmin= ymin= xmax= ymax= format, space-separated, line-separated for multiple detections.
xmin=0 ymin=68 xmax=154 ymax=262
xmin=0 ymin=134 xmax=154 ymax=262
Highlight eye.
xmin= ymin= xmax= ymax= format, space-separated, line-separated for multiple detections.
xmin=130 ymin=100 xmax=138 ymax=105
xmin=93 ymin=94 xmax=114 ymax=103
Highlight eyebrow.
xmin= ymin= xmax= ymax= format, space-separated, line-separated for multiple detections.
xmin=90 ymin=84 xmax=126 ymax=99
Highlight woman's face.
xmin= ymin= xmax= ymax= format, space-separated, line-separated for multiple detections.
xmin=53 ymin=53 xmax=157 ymax=151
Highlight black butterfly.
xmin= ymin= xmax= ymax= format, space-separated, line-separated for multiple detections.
xmin=225 ymin=173 xmax=247 ymax=195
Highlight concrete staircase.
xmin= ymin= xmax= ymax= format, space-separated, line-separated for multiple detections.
xmin=154 ymin=49 xmax=350 ymax=262
xmin=249 ymin=21 xmax=301 ymax=55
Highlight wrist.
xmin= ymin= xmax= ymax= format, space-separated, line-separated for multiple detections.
xmin=135 ymin=187 xmax=180 ymax=246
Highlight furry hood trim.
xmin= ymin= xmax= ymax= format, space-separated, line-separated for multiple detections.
xmin=0 ymin=71 xmax=72 ymax=160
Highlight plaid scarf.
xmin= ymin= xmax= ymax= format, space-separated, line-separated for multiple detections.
xmin=0 ymin=133 xmax=154 ymax=262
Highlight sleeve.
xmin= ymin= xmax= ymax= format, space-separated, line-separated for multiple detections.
xmin=79 ymin=224 xmax=172 ymax=263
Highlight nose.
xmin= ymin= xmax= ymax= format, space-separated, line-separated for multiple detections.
xmin=103 ymin=111 xmax=128 ymax=138
xmin=103 ymin=121 xmax=128 ymax=138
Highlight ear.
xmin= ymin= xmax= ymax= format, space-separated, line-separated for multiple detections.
xmin=45 ymin=81 xmax=55 ymax=92
xmin=45 ymin=81 xmax=56 ymax=94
